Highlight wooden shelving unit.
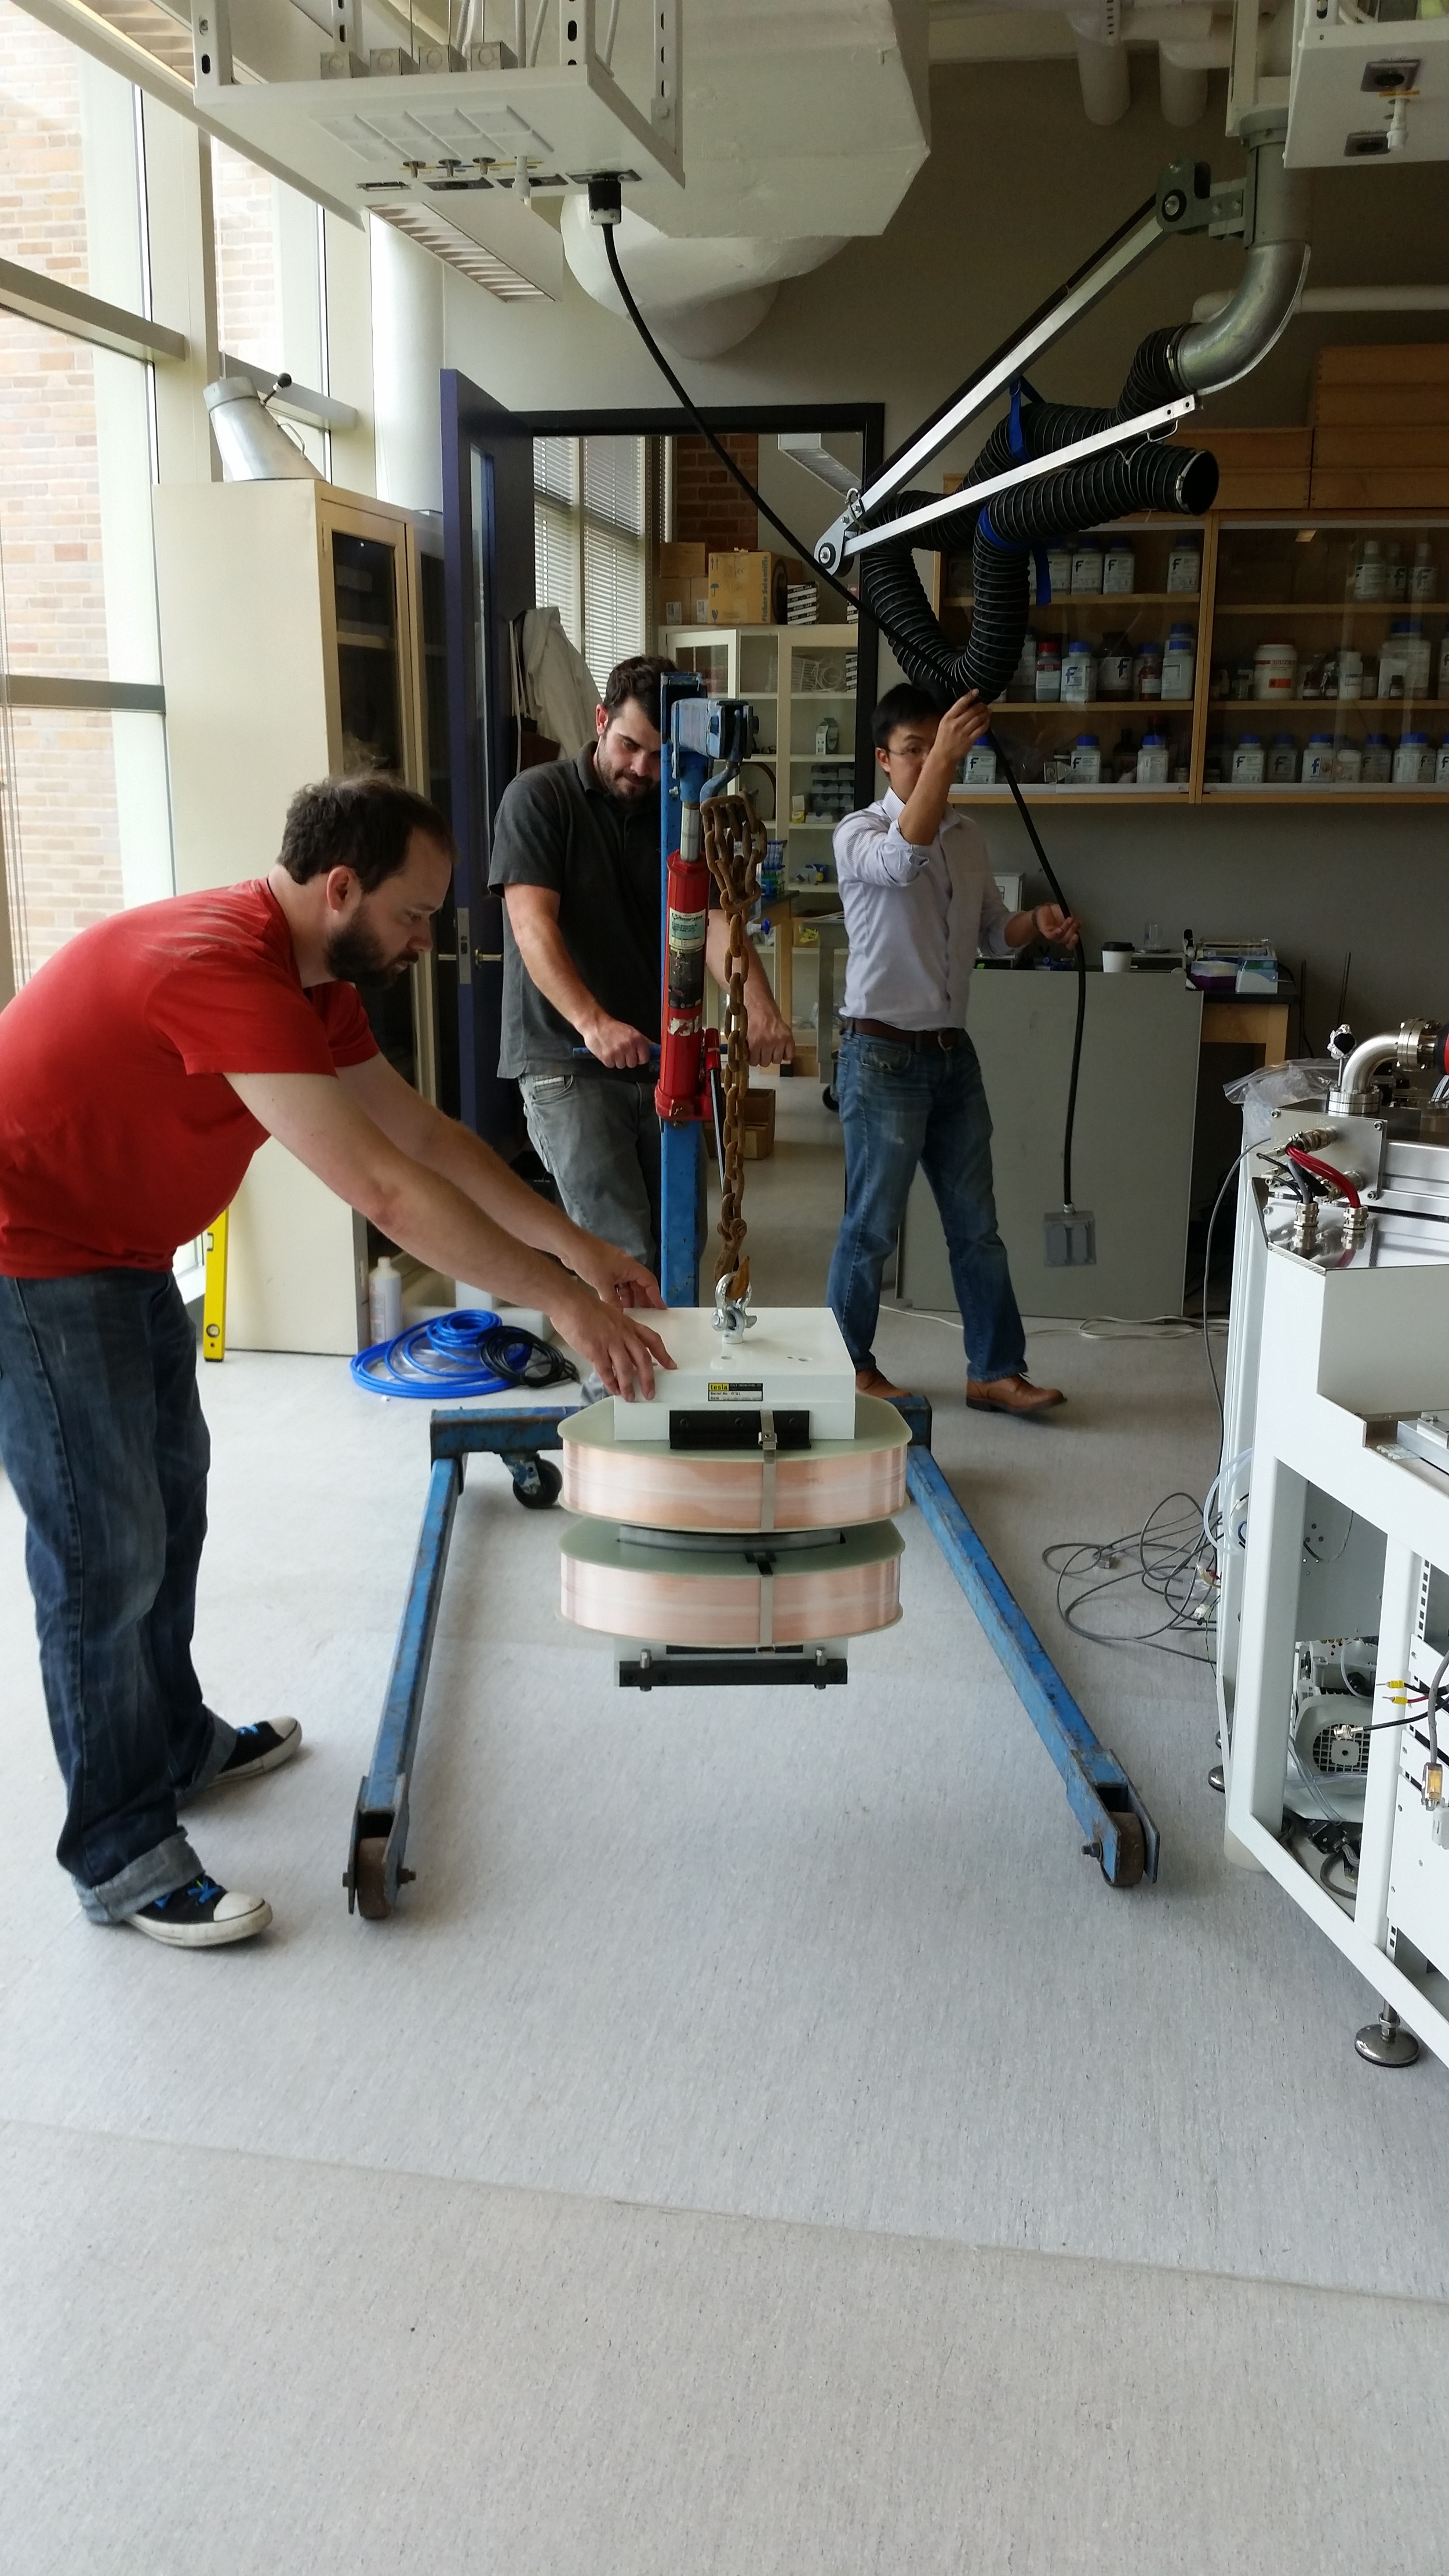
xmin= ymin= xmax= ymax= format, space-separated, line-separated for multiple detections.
xmin=937 ymin=508 xmax=1449 ymax=806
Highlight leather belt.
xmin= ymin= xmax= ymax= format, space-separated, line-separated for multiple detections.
xmin=845 ymin=1018 xmax=969 ymax=1053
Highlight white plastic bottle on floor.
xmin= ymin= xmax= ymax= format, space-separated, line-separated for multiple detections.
xmin=369 ymin=1256 xmax=403 ymax=1343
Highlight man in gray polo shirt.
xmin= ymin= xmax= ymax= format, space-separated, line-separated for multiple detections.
xmin=490 ymin=654 xmax=790 ymax=1271
xmin=829 ymin=683 xmax=1077 ymax=1417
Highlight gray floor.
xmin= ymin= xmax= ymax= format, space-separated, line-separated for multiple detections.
xmin=3 ymin=1077 xmax=1448 ymax=2570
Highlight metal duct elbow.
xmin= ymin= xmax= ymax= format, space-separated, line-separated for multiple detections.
xmin=203 ymin=377 xmax=321 ymax=483
xmin=1172 ymin=110 xmax=1310 ymax=396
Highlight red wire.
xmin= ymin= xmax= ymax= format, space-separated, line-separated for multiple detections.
xmin=1285 ymin=1147 xmax=1361 ymax=1209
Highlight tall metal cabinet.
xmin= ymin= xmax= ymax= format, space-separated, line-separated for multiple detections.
xmin=154 ymin=479 xmax=449 ymax=1355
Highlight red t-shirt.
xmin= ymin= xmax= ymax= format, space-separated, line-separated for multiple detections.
xmin=0 ymin=879 xmax=379 ymax=1276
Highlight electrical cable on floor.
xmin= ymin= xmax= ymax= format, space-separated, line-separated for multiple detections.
xmin=1042 ymin=1491 xmax=1218 ymax=1664
xmin=887 ymin=1308 xmax=1222 ymax=1344
xmin=600 ymin=221 xmax=1090 ymax=1225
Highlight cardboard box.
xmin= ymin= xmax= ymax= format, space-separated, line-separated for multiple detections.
xmin=657 ymin=541 xmax=708 ymax=629
xmin=1171 ymin=425 xmax=1312 ymax=511
xmin=707 ymin=550 xmax=805 ymax=626
xmin=741 ymin=1087 xmax=776 ymax=1159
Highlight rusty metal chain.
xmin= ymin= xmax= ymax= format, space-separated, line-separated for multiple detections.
xmin=702 ymin=793 xmax=766 ymax=1307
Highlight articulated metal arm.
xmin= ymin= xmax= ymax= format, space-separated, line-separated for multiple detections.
xmin=814 ymin=121 xmax=1304 ymax=577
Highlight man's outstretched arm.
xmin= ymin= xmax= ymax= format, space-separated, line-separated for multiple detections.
xmin=337 ymin=1051 xmax=663 ymax=1311
xmin=224 ymin=1069 xmax=673 ymax=1395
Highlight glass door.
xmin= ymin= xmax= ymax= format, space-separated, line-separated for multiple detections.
xmin=441 ymin=369 xmax=537 ymax=1147
xmin=319 ymin=504 xmax=435 ymax=1094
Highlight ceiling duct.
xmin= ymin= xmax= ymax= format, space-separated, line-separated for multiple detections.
xmin=560 ymin=198 xmax=844 ymax=357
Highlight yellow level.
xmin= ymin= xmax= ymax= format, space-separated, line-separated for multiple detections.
xmin=203 ymin=1207 xmax=230 ymax=1362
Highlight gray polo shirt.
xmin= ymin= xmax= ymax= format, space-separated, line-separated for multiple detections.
xmin=488 ymin=744 xmax=661 ymax=1079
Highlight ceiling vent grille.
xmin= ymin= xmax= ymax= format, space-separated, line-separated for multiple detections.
xmin=366 ymin=199 xmax=551 ymax=300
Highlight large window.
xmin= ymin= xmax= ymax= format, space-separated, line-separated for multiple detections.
xmin=0 ymin=1 xmax=169 ymax=987
xmin=532 ymin=433 xmax=650 ymax=685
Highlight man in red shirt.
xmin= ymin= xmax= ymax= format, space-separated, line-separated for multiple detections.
xmin=0 ymin=773 xmax=671 ymax=1951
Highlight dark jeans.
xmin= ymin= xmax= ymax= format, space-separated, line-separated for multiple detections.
xmin=827 ymin=1029 xmax=1026 ymax=1383
xmin=0 ymin=1269 xmax=233 ymax=1919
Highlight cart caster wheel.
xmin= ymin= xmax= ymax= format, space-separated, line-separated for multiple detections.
xmin=512 ymin=1456 xmax=562 ymax=1511
xmin=354 ymin=1834 xmax=391 ymax=1921
xmin=822 ymin=1084 xmax=839 ymax=1113
xmin=1086 ymin=1810 xmax=1146 ymax=1887
xmin=1355 ymin=2002 xmax=1419 ymax=2068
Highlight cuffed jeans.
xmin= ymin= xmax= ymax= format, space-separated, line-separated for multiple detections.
xmin=827 ymin=1029 xmax=1026 ymax=1384
xmin=520 ymin=1068 xmax=662 ymax=1272
xmin=0 ymin=1269 xmax=234 ymax=1920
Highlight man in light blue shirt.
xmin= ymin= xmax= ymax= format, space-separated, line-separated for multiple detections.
xmin=828 ymin=684 xmax=1078 ymax=1416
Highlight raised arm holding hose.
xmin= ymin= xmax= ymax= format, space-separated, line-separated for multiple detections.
xmin=827 ymin=686 xmax=1077 ymax=1419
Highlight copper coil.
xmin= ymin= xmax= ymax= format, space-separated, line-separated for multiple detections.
xmin=559 ymin=1518 xmax=904 ymax=1647
xmin=560 ymin=1393 xmax=908 ymax=1533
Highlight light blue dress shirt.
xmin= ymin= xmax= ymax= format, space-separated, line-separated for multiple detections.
xmin=833 ymin=787 xmax=1014 ymax=1029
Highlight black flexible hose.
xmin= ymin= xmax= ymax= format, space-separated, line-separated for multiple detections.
xmin=600 ymin=220 xmax=1206 ymax=1228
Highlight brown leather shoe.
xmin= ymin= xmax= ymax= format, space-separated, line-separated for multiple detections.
xmin=856 ymin=1365 xmax=912 ymax=1401
xmin=966 ymin=1373 xmax=1065 ymax=1417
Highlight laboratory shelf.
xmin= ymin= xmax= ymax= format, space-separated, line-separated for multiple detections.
xmin=944 ymin=591 xmax=1200 ymax=610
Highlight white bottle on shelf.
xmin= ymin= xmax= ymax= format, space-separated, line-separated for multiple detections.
xmin=1411 ymin=540 xmax=1437 ymax=603
xmin=1103 ymin=539 xmax=1135 ymax=594
xmin=368 ymin=1256 xmax=403 ymax=1344
xmin=1135 ymin=731 xmax=1170 ymax=785
xmin=1161 ymin=625 xmax=1196 ymax=701
xmin=1353 ymin=539 xmax=1386 ymax=602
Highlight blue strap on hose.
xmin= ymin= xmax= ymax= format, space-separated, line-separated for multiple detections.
xmin=1006 ymin=372 xmax=1053 ymax=605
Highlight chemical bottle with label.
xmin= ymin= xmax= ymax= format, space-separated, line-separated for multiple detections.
xmin=1135 ymin=731 xmax=1170 ymax=785
xmin=1166 ymin=540 xmax=1200 ymax=595
xmin=1411 ymin=540 xmax=1438 ymax=603
xmin=1103 ymin=539 xmax=1135 ymax=594
xmin=1301 ymin=733 xmax=1334 ymax=784
xmin=1267 ymin=734 xmax=1297 ymax=783
xmin=1071 ymin=540 xmax=1104 ymax=596
xmin=1035 ymin=638 xmax=1062 ymax=701
xmin=1134 ymin=641 xmax=1163 ymax=700
xmin=1062 ymin=639 xmax=1098 ymax=705
xmin=1353 ymin=539 xmax=1386 ymax=602
xmin=1362 ymin=733 xmax=1393 ymax=783
xmin=1394 ymin=730 xmax=1432 ymax=784
xmin=1098 ymin=634 xmax=1133 ymax=697
xmin=1070 ymin=733 xmax=1102 ymax=783
xmin=1231 ymin=734 xmax=1265 ymax=785
xmin=1162 ymin=625 xmax=1196 ymax=701
xmin=1385 ymin=541 xmax=1407 ymax=603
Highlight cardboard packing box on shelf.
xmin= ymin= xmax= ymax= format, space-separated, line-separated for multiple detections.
xmin=657 ymin=541 xmax=708 ymax=628
xmin=741 ymin=1087 xmax=776 ymax=1159
xmin=707 ymin=550 xmax=807 ymax=625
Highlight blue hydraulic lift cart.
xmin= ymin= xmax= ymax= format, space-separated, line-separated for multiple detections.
xmin=344 ymin=681 xmax=1157 ymax=1916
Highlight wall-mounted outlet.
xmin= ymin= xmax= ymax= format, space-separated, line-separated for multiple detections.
xmin=1044 ymin=1210 xmax=1097 ymax=1267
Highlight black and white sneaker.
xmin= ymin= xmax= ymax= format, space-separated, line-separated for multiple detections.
xmin=214 ymin=1718 xmax=303 ymax=1786
xmin=126 ymin=1875 xmax=272 ymax=1948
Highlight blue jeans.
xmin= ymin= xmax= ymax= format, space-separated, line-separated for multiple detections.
xmin=828 ymin=1030 xmax=1026 ymax=1384
xmin=0 ymin=1270 xmax=234 ymax=1919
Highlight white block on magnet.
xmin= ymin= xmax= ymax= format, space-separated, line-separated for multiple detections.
xmin=610 ymin=1307 xmax=856 ymax=1443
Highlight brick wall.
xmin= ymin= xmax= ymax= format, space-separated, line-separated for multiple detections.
xmin=673 ymin=433 xmax=760 ymax=555
xmin=213 ymin=140 xmax=282 ymax=371
xmin=0 ymin=2 xmax=124 ymax=975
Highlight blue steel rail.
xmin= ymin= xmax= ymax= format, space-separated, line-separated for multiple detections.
xmin=894 ymin=1393 xmax=1158 ymax=1889
xmin=344 ymin=1404 xmax=578 ymax=1918
xmin=349 ymin=1392 xmax=1158 ymax=1916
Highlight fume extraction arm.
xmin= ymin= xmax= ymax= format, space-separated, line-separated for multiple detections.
xmin=815 ymin=105 xmax=1310 ymax=708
